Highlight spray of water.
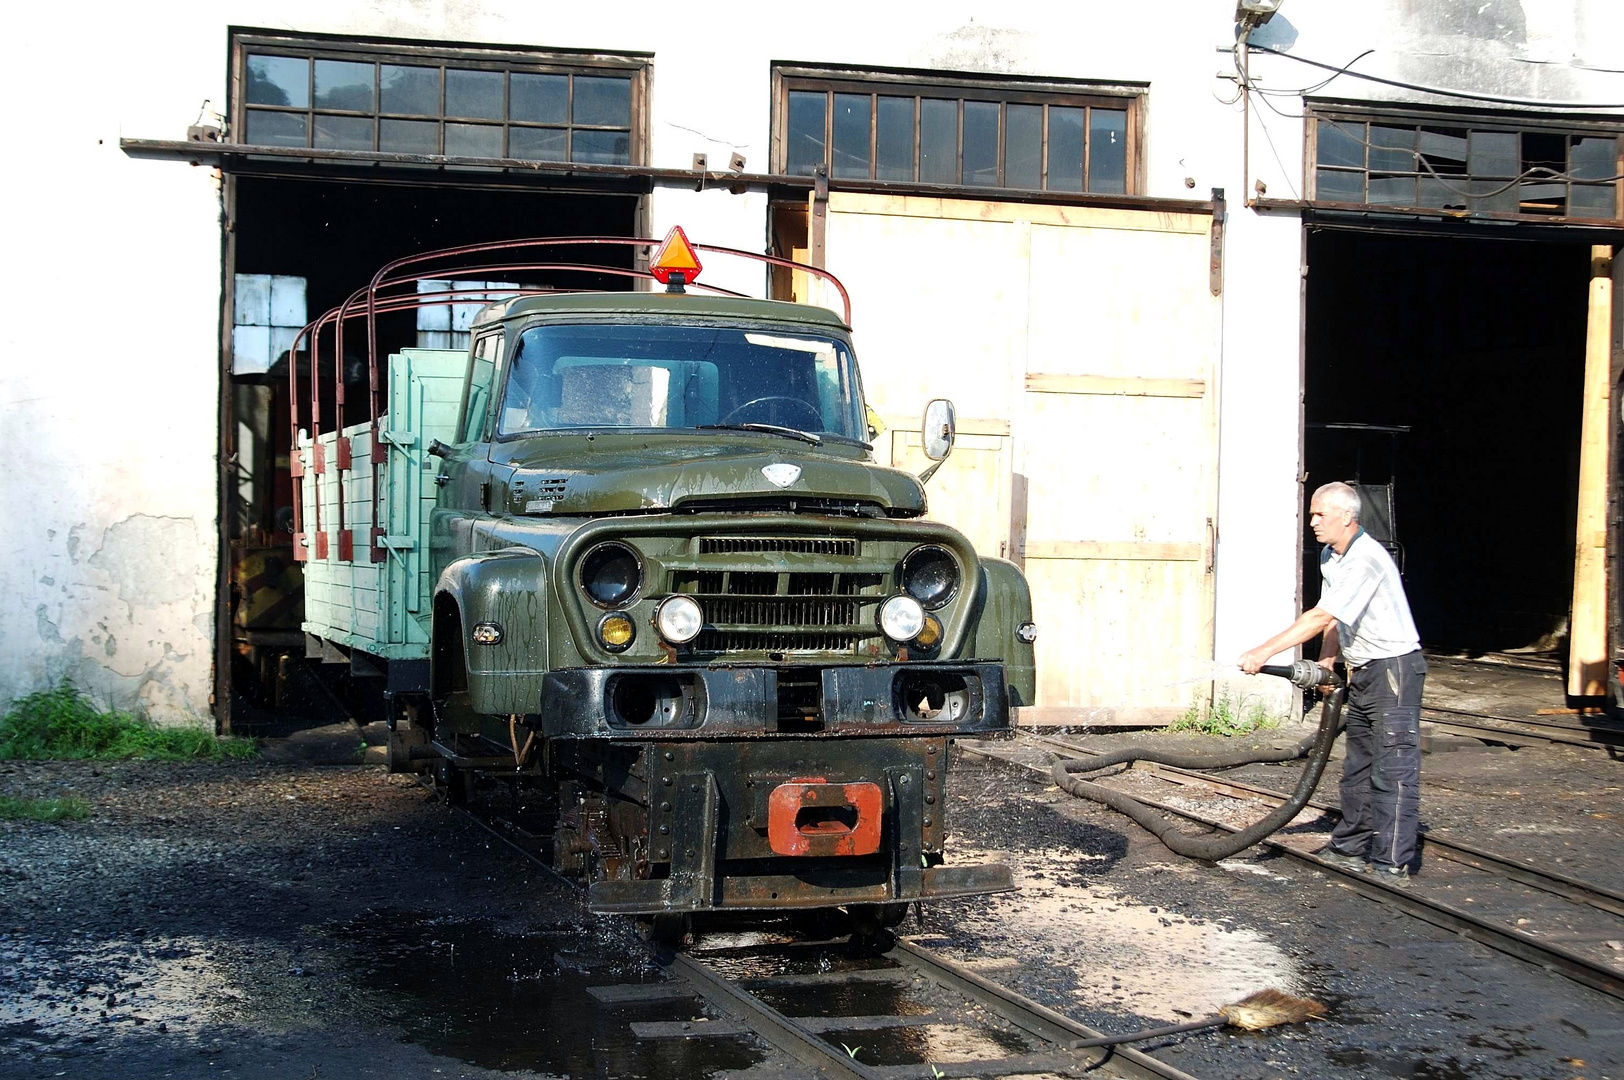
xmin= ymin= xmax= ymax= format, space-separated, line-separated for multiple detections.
xmin=1161 ymin=660 xmax=1246 ymax=688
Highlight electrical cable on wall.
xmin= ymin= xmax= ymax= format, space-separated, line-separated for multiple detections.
xmin=1245 ymin=42 xmax=1624 ymax=110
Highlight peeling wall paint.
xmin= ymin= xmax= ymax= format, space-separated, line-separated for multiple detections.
xmin=1 ymin=1 xmax=1616 ymax=724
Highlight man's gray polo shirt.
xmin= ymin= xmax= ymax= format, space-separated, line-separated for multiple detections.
xmin=1318 ymin=530 xmax=1419 ymax=666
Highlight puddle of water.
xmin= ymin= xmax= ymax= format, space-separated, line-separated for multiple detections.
xmin=752 ymin=981 xmax=932 ymax=1020
xmin=328 ymin=911 xmax=765 ymax=1077
xmin=698 ymin=944 xmax=896 ymax=981
xmin=0 ymin=933 xmax=238 ymax=1051
xmin=1325 ymin=1046 xmax=1477 ymax=1080
xmin=822 ymin=1021 xmax=1037 ymax=1066
xmin=935 ymin=846 xmax=1307 ymax=1023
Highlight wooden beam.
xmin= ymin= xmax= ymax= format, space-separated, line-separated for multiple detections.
xmin=1025 ymin=373 xmax=1205 ymax=398
xmin=1570 ymin=245 xmax=1613 ymax=698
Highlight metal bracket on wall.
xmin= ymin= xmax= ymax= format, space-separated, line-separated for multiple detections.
xmin=809 ymin=165 xmax=829 ymax=269
xmin=1210 ymin=187 xmax=1226 ymax=297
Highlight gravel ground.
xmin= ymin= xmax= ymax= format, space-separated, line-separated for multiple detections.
xmin=1 ymin=729 xmax=1620 ymax=1080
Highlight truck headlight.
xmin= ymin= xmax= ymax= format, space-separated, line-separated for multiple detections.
xmin=901 ymin=545 xmax=959 ymax=609
xmin=655 ymin=595 xmax=704 ymax=645
xmin=581 ymin=542 xmax=641 ymax=608
xmin=879 ymin=594 xmax=925 ymax=642
xmin=597 ymin=611 xmax=635 ymax=652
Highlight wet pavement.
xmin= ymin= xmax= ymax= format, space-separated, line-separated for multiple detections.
xmin=0 ymin=659 xmax=1620 ymax=1080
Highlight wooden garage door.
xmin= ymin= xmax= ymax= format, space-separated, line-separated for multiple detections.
xmin=828 ymin=194 xmax=1218 ymax=709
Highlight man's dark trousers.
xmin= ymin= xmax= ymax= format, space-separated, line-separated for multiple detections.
xmin=1328 ymin=650 xmax=1427 ymax=871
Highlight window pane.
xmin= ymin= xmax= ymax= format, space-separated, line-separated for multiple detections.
xmin=1418 ymin=127 xmax=1467 ymax=175
xmin=379 ymin=118 xmax=439 ymax=154
xmin=313 ymin=115 xmax=373 ymax=150
xmin=510 ymin=126 xmax=566 ymax=161
xmin=1315 ymin=168 xmax=1363 ymax=202
xmin=1368 ymin=175 xmax=1416 ymax=204
xmin=786 ymin=90 xmax=826 ymax=176
xmin=573 ymin=76 xmax=631 ymax=127
xmin=314 ymin=60 xmax=373 ymax=112
xmin=876 ymin=96 xmax=914 ymax=182
xmin=832 ymin=93 xmax=871 ymax=179
xmin=1468 ymin=131 xmax=1518 ymax=178
xmin=245 ymin=109 xmax=309 ymax=147
xmin=1519 ymin=179 xmax=1566 ymax=213
xmin=511 ymin=73 xmax=567 ymax=124
xmin=1005 ymin=103 xmax=1041 ymax=189
xmin=381 ymin=65 xmax=440 ymax=116
xmin=446 ymin=122 xmax=503 ymax=157
xmin=1316 ymin=120 xmax=1363 ymax=168
xmin=1369 ymin=125 xmax=1414 ymax=172
xmin=572 ymin=129 xmax=630 ymax=164
xmin=1418 ymin=177 xmax=1467 ymax=209
xmin=1088 ymin=108 xmax=1127 ymax=193
xmin=919 ymin=99 xmax=958 ymax=184
xmin=1468 ymin=178 xmax=1519 ymax=213
xmin=962 ymin=101 xmax=998 ymax=186
xmin=447 ymin=69 xmax=504 ymax=119
xmin=1571 ymin=136 xmax=1616 ymax=182
xmin=246 ymin=55 xmax=309 ymax=108
xmin=1569 ymin=184 xmax=1614 ymax=217
xmin=1048 ymin=106 xmax=1083 ymax=191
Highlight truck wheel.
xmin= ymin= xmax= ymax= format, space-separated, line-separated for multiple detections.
xmin=386 ymin=714 xmax=431 ymax=774
xmin=848 ymin=902 xmax=908 ymax=943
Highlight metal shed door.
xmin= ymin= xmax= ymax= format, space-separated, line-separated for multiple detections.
xmin=826 ymin=194 xmax=1218 ymax=711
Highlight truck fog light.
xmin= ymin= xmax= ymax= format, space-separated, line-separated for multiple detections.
xmin=597 ymin=611 xmax=635 ymax=652
xmin=915 ymin=615 xmax=942 ymax=650
xmin=655 ymin=595 xmax=704 ymax=644
xmin=879 ymin=595 xmax=925 ymax=642
xmin=471 ymin=622 xmax=503 ymax=646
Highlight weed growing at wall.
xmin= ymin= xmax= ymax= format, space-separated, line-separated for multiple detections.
xmin=0 ymin=794 xmax=91 ymax=823
xmin=1170 ymin=686 xmax=1281 ymax=737
xmin=0 ymin=683 xmax=257 ymax=761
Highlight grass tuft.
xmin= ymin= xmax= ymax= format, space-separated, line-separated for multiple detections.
xmin=1170 ymin=685 xmax=1281 ymax=737
xmin=0 ymin=794 xmax=91 ymax=823
xmin=0 ymin=682 xmax=257 ymax=762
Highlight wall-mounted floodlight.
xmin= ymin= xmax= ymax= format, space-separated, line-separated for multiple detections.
xmin=1235 ymin=0 xmax=1282 ymax=33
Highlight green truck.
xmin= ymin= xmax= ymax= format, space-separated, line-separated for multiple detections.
xmin=293 ymin=231 xmax=1035 ymax=924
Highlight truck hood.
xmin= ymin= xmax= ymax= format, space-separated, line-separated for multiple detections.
xmin=500 ymin=437 xmax=927 ymax=516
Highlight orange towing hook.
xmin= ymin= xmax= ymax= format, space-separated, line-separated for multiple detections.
xmin=766 ymin=779 xmax=884 ymax=857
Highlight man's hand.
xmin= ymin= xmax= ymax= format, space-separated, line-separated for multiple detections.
xmin=1238 ymin=647 xmax=1272 ymax=674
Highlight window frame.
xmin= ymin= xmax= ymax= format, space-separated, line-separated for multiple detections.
xmin=771 ymin=65 xmax=1144 ymax=196
xmin=230 ymin=29 xmax=649 ymax=166
xmin=1305 ymin=102 xmax=1624 ymax=224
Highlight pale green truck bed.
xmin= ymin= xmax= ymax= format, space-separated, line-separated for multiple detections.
xmin=298 ymin=348 xmax=466 ymax=659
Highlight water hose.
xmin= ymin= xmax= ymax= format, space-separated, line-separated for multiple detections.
xmin=1050 ymin=661 xmax=1346 ymax=862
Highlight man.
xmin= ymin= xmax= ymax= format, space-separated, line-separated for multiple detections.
xmin=1239 ymin=481 xmax=1427 ymax=882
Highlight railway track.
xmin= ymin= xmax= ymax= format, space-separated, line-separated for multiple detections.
xmin=1417 ymin=703 xmax=1624 ymax=750
xmin=442 ymin=777 xmax=1203 ymax=1080
xmin=964 ymin=733 xmax=1624 ymax=1006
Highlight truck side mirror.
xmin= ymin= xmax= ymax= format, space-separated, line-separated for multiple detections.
xmin=923 ymin=399 xmax=956 ymax=461
xmin=919 ymin=399 xmax=956 ymax=483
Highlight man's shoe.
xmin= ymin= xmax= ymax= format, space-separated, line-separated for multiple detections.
xmin=1371 ymin=865 xmax=1413 ymax=888
xmin=1314 ymin=846 xmax=1368 ymax=872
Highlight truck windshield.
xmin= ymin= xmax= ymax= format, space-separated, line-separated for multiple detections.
xmin=497 ymin=323 xmax=867 ymax=443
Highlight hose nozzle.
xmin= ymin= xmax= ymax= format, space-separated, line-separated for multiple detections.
xmin=1259 ymin=659 xmax=1344 ymax=689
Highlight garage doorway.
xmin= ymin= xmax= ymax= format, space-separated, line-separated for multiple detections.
xmin=225 ymin=174 xmax=638 ymax=729
xmin=1303 ymin=228 xmax=1594 ymax=672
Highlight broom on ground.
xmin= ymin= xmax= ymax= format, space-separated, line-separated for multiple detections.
xmin=1068 ymin=988 xmax=1326 ymax=1049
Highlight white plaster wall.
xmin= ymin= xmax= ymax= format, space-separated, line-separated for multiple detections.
xmin=1 ymin=0 xmax=1614 ymax=723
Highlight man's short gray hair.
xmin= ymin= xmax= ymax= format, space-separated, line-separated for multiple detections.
xmin=1313 ymin=481 xmax=1362 ymax=522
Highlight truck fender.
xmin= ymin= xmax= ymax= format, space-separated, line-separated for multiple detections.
xmin=970 ymin=557 xmax=1036 ymax=708
xmin=433 ymin=548 xmax=550 ymax=716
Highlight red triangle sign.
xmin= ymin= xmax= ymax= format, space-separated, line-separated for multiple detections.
xmin=650 ymin=226 xmax=703 ymax=285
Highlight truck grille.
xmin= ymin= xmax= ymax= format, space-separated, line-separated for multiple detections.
xmin=672 ymin=569 xmax=884 ymax=654
xmin=697 ymin=536 xmax=857 ymax=556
